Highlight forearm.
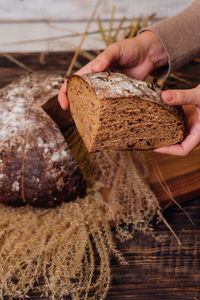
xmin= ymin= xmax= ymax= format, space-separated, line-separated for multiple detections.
xmin=141 ymin=0 xmax=200 ymax=76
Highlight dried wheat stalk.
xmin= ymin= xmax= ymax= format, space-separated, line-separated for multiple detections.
xmin=66 ymin=0 xmax=102 ymax=76
xmin=0 ymin=11 xmax=198 ymax=300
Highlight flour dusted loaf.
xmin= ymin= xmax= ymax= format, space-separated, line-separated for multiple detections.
xmin=67 ymin=71 xmax=186 ymax=152
xmin=0 ymin=73 xmax=85 ymax=207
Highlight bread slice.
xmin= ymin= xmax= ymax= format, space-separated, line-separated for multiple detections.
xmin=67 ymin=72 xmax=186 ymax=152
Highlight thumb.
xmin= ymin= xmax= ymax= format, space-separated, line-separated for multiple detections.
xmin=162 ymin=85 xmax=200 ymax=106
xmin=91 ymin=43 xmax=121 ymax=72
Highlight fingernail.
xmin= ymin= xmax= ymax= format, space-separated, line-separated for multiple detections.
xmin=163 ymin=91 xmax=173 ymax=103
xmin=61 ymin=101 xmax=68 ymax=110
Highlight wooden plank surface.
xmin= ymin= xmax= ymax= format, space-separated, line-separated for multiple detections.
xmin=148 ymin=147 xmax=200 ymax=207
xmin=0 ymin=0 xmax=194 ymax=53
xmin=0 ymin=0 xmax=194 ymax=21
xmin=0 ymin=52 xmax=200 ymax=300
xmin=0 ymin=20 xmax=132 ymax=53
xmin=16 ymin=198 xmax=200 ymax=300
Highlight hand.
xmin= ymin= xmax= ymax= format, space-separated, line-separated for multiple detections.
xmin=58 ymin=31 xmax=168 ymax=109
xmin=155 ymin=85 xmax=200 ymax=156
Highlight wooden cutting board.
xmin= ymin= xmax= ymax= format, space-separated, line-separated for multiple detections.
xmin=148 ymin=146 xmax=200 ymax=208
xmin=0 ymin=52 xmax=200 ymax=209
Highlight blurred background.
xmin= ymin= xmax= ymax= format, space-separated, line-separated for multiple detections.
xmin=0 ymin=0 xmax=194 ymax=53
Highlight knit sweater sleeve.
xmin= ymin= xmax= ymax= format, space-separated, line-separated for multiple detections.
xmin=140 ymin=0 xmax=200 ymax=77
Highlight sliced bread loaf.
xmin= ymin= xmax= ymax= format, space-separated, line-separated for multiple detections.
xmin=67 ymin=71 xmax=186 ymax=152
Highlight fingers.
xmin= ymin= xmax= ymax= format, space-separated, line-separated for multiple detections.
xmin=76 ymin=61 xmax=94 ymax=75
xmin=58 ymin=62 xmax=95 ymax=110
xmin=155 ymin=111 xmax=200 ymax=156
xmin=162 ymin=85 xmax=200 ymax=106
xmin=158 ymin=86 xmax=200 ymax=155
xmin=58 ymin=81 xmax=68 ymax=110
xmin=58 ymin=43 xmax=121 ymax=110
xmin=91 ymin=43 xmax=121 ymax=72
xmin=154 ymin=130 xmax=200 ymax=156
xmin=154 ymin=132 xmax=199 ymax=156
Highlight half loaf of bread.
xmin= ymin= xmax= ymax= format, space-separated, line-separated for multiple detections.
xmin=67 ymin=72 xmax=186 ymax=152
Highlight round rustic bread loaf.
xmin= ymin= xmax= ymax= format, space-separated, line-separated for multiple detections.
xmin=67 ymin=71 xmax=187 ymax=152
xmin=0 ymin=73 xmax=86 ymax=207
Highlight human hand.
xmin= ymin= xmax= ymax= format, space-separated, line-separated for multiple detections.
xmin=155 ymin=85 xmax=200 ymax=156
xmin=58 ymin=31 xmax=168 ymax=109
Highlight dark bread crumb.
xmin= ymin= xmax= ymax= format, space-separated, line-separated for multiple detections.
xmin=67 ymin=72 xmax=187 ymax=152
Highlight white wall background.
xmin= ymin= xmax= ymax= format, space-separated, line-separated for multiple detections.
xmin=0 ymin=0 xmax=194 ymax=52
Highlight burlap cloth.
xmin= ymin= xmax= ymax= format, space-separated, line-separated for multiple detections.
xmin=0 ymin=125 xmax=160 ymax=299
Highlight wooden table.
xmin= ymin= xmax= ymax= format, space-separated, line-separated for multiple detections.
xmin=0 ymin=52 xmax=200 ymax=300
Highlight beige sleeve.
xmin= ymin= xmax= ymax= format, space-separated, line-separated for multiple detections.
xmin=140 ymin=0 xmax=200 ymax=77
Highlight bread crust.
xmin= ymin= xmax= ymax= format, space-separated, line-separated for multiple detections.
xmin=0 ymin=73 xmax=85 ymax=207
xmin=73 ymin=72 xmax=185 ymax=122
xmin=67 ymin=72 xmax=187 ymax=152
